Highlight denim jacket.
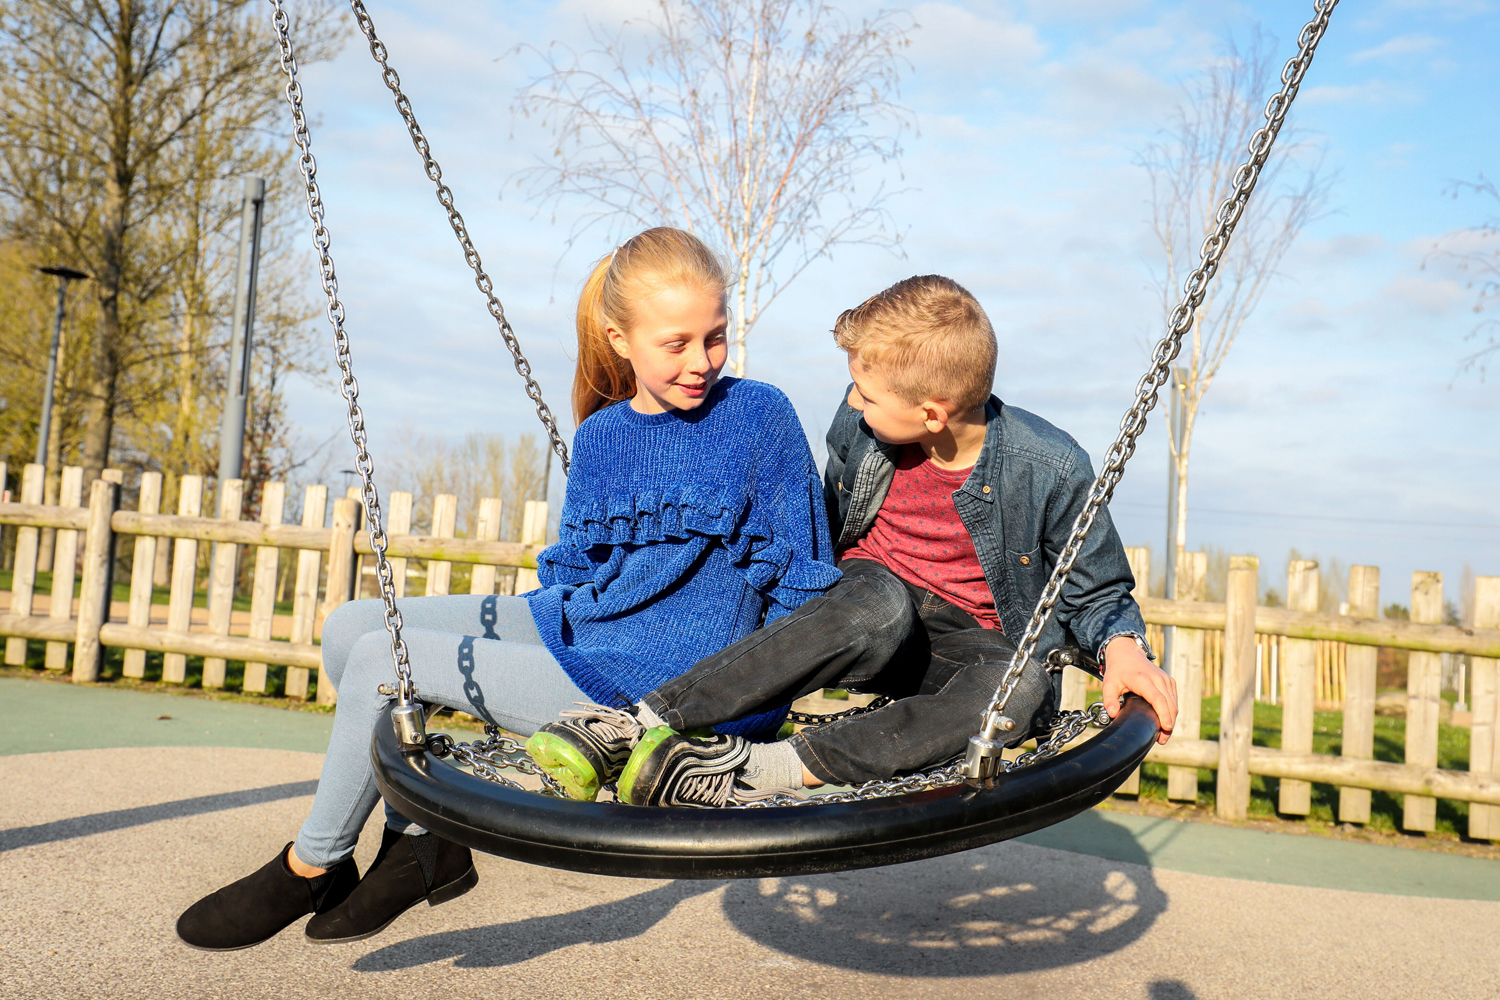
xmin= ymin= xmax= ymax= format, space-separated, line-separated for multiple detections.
xmin=823 ymin=391 xmax=1149 ymax=674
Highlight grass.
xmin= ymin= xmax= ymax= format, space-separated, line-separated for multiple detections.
xmin=0 ymin=567 xmax=297 ymax=615
xmin=1120 ymin=694 xmax=1481 ymax=844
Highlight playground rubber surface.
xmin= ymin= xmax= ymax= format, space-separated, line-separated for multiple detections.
xmin=2 ymin=675 xmax=1497 ymax=999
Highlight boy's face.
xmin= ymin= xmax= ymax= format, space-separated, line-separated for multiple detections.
xmin=846 ymin=356 xmax=942 ymax=444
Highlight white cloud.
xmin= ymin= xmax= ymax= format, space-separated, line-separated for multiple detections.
xmin=1349 ymin=34 xmax=1444 ymax=62
xmin=1300 ymin=80 xmax=1419 ymax=108
xmin=907 ymin=3 xmax=1045 ymax=83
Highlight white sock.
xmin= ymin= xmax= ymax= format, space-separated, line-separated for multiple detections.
xmin=633 ymin=701 xmax=666 ymax=729
xmin=741 ymin=741 xmax=806 ymax=790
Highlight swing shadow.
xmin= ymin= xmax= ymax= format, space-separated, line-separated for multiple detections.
xmin=352 ymin=810 xmax=1165 ymax=977
xmin=718 ymin=809 xmax=1167 ymax=977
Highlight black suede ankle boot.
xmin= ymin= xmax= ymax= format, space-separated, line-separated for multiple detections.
xmin=176 ymin=843 xmax=359 ymax=951
xmin=305 ymin=827 xmax=477 ymax=944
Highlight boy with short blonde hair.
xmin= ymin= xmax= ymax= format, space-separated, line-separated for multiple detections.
xmin=529 ymin=274 xmax=1177 ymax=806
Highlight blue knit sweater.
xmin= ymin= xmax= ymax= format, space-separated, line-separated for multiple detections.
xmin=525 ymin=378 xmax=841 ymax=736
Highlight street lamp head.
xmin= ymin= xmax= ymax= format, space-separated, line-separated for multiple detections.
xmin=38 ymin=265 xmax=90 ymax=281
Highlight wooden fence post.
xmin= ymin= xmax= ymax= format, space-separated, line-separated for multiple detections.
xmin=1109 ymin=546 xmax=1151 ymax=795
xmin=202 ymin=480 xmax=244 ymax=689
xmin=1404 ymin=571 xmax=1444 ymax=832
xmin=71 ymin=478 xmax=118 ymax=682
xmin=514 ymin=500 xmax=548 ymax=594
xmin=1339 ymin=565 xmax=1379 ymax=823
xmin=162 ymin=475 xmax=204 ymax=683
xmin=243 ymin=482 xmax=286 ymax=695
xmin=1217 ymin=555 xmax=1259 ymax=820
xmin=122 ymin=472 xmax=163 ymax=678
xmin=1469 ymin=576 xmax=1500 ymax=841
xmin=345 ymin=486 xmax=365 ymax=598
xmin=387 ymin=491 xmax=412 ymax=598
xmin=425 ymin=493 xmax=458 ymax=596
xmin=6 ymin=464 xmax=45 ymax=665
xmin=1167 ymin=550 xmax=1208 ymax=801
xmin=1279 ymin=559 xmax=1320 ymax=816
xmin=285 ymin=484 xmax=328 ymax=700
xmin=152 ymin=479 xmax=172 ymax=587
xmin=316 ymin=497 xmax=359 ymax=706
xmin=44 ymin=466 xmax=84 ymax=670
xmin=469 ymin=497 xmax=504 ymax=595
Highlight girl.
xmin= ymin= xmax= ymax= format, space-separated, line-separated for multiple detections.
xmin=176 ymin=227 xmax=839 ymax=950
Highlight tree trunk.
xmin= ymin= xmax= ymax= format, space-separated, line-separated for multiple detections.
xmin=733 ymin=252 xmax=750 ymax=376
xmin=79 ymin=301 xmax=120 ymax=485
xmin=172 ymin=309 xmax=196 ymax=475
xmin=1173 ymin=417 xmax=1194 ymax=592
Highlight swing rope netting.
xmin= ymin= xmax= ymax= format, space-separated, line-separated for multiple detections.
xmin=268 ymin=0 xmax=1338 ymax=808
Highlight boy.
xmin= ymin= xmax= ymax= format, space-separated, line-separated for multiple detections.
xmin=527 ymin=275 xmax=1177 ymax=806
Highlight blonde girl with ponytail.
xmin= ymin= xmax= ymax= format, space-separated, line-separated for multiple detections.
xmin=177 ymin=227 xmax=839 ymax=951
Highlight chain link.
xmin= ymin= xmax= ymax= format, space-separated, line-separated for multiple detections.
xmin=423 ymin=703 xmax=1113 ymax=806
xmin=739 ymin=702 xmax=1114 ymax=807
xmin=979 ymin=0 xmax=1339 ymax=728
xmin=345 ymin=0 xmax=571 ymax=475
xmin=428 ymin=727 xmax=570 ymax=797
xmin=270 ymin=0 xmax=415 ymax=703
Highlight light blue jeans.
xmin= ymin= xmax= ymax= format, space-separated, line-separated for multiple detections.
xmin=292 ymin=594 xmax=589 ymax=869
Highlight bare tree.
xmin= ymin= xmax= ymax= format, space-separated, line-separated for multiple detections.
xmin=387 ymin=430 xmax=549 ymax=543
xmin=1434 ymin=176 xmax=1499 ymax=377
xmin=0 ymin=0 xmax=340 ymax=483
xmin=514 ymin=0 xmax=913 ymax=375
xmin=1140 ymin=30 xmax=1330 ymax=592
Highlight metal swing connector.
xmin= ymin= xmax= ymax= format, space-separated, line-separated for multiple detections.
xmin=963 ymin=711 xmax=1016 ymax=781
xmin=392 ymin=700 xmax=428 ymax=750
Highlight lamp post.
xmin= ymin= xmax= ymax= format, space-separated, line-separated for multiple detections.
xmin=218 ymin=178 xmax=267 ymax=485
xmin=34 ymin=266 xmax=89 ymax=574
xmin=35 ymin=266 xmax=89 ymax=469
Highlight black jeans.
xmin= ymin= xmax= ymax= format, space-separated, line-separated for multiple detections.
xmin=642 ymin=559 xmax=1057 ymax=785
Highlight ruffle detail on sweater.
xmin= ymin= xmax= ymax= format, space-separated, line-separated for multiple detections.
xmin=553 ymin=486 xmax=840 ymax=606
xmin=561 ymin=486 xmax=745 ymax=549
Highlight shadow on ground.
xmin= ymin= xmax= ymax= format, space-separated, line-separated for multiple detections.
xmin=354 ymin=810 xmax=1165 ymax=977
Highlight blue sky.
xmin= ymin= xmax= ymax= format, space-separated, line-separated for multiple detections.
xmin=284 ymin=0 xmax=1499 ymax=611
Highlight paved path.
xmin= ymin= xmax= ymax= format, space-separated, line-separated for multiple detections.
xmin=2 ymin=676 xmax=1497 ymax=999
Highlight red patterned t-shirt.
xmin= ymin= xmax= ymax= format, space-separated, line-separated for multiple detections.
xmin=843 ymin=445 xmax=1001 ymax=630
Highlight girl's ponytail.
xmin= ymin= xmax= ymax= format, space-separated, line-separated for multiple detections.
xmin=571 ymin=228 xmax=731 ymax=425
xmin=573 ymin=252 xmax=636 ymax=424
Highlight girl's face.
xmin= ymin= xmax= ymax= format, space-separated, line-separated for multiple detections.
xmin=608 ymin=284 xmax=729 ymax=414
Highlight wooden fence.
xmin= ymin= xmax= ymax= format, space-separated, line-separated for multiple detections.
xmin=1058 ymin=546 xmax=1500 ymax=840
xmin=2 ymin=463 xmax=1499 ymax=841
xmin=0 ymin=463 xmax=547 ymax=707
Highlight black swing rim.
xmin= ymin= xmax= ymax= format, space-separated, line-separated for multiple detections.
xmin=370 ymin=695 xmax=1159 ymax=880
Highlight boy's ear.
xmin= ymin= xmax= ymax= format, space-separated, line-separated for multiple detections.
xmin=920 ymin=400 xmax=952 ymax=433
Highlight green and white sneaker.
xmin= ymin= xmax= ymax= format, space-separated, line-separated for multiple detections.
xmin=524 ymin=704 xmax=646 ymax=801
xmin=617 ymin=728 xmax=754 ymax=808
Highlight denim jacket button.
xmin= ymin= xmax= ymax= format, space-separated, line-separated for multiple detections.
xmin=982 ymin=485 xmax=991 ymax=494
xmin=1019 ymin=555 xmax=1030 ymax=565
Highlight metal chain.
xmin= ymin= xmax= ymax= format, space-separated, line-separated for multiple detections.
xmin=979 ymin=0 xmax=1339 ymax=728
xmin=740 ymin=702 xmax=1114 ymax=807
xmin=425 ymin=703 xmax=1112 ymax=806
xmin=270 ymin=0 xmax=415 ymax=704
xmin=345 ymin=0 xmax=571 ymax=475
xmin=428 ymin=727 xmax=570 ymax=797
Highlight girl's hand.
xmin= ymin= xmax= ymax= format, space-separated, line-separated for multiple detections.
xmin=1101 ymin=636 xmax=1177 ymax=745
